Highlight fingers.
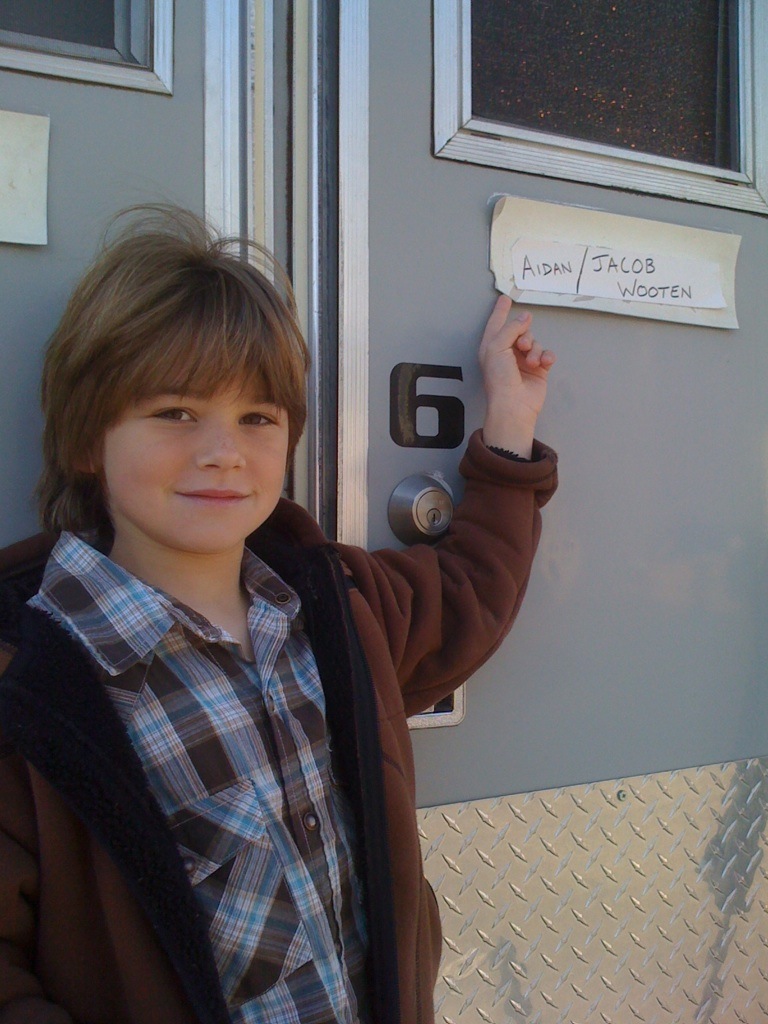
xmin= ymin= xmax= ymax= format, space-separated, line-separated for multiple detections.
xmin=540 ymin=348 xmax=556 ymax=369
xmin=484 ymin=293 xmax=513 ymax=335
xmin=481 ymin=296 xmax=531 ymax=354
xmin=516 ymin=329 xmax=556 ymax=371
xmin=483 ymin=296 xmax=555 ymax=372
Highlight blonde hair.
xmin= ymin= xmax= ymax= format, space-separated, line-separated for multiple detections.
xmin=38 ymin=206 xmax=309 ymax=534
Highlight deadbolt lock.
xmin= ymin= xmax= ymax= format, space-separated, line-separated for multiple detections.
xmin=387 ymin=473 xmax=454 ymax=545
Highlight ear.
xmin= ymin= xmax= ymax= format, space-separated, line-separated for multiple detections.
xmin=72 ymin=446 xmax=100 ymax=475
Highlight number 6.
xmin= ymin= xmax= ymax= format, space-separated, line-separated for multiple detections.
xmin=389 ymin=363 xmax=465 ymax=449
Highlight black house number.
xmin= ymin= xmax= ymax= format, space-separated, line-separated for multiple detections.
xmin=389 ymin=363 xmax=465 ymax=449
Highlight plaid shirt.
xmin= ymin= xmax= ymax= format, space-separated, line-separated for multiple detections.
xmin=29 ymin=532 xmax=368 ymax=1024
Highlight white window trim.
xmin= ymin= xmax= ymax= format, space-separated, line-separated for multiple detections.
xmin=0 ymin=0 xmax=172 ymax=94
xmin=434 ymin=0 xmax=768 ymax=215
xmin=204 ymin=0 xmax=246 ymax=238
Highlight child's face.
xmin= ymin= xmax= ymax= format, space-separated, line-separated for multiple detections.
xmin=98 ymin=387 xmax=289 ymax=574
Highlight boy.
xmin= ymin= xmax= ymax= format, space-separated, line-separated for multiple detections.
xmin=0 ymin=208 xmax=557 ymax=1024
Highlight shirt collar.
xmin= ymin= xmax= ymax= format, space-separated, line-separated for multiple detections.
xmin=33 ymin=532 xmax=299 ymax=676
xmin=241 ymin=547 xmax=300 ymax=619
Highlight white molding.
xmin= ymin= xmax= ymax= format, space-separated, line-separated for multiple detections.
xmin=298 ymin=0 xmax=323 ymax=522
xmin=249 ymin=0 xmax=274 ymax=252
xmin=336 ymin=1 xmax=370 ymax=546
xmin=434 ymin=0 xmax=768 ymax=215
xmin=204 ymin=0 xmax=275 ymax=243
xmin=0 ymin=0 xmax=173 ymax=94
xmin=201 ymin=0 xmax=367 ymax=546
xmin=152 ymin=0 xmax=173 ymax=94
xmin=204 ymin=0 xmax=243 ymax=237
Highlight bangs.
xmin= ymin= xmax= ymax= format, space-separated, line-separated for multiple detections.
xmin=129 ymin=322 xmax=278 ymax=405
xmin=116 ymin=266 xmax=305 ymax=414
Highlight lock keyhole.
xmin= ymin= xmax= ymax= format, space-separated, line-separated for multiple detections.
xmin=388 ymin=473 xmax=454 ymax=545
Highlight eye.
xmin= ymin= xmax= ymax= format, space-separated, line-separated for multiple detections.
xmin=154 ymin=407 xmax=193 ymax=422
xmin=241 ymin=407 xmax=282 ymax=426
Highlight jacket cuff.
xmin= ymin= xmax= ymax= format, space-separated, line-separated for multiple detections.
xmin=459 ymin=429 xmax=558 ymax=504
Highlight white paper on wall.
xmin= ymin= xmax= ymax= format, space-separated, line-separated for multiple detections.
xmin=0 ymin=109 xmax=50 ymax=246
xmin=491 ymin=196 xmax=740 ymax=328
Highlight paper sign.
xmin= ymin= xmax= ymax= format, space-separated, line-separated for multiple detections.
xmin=512 ymin=239 xmax=725 ymax=309
xmin=0 ymin=109 xmax=50 ymax=245
xmin=491 ymin=197 xmax=740 ymax=328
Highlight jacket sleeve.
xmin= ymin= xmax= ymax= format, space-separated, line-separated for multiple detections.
xmin=0 ymin=747 xmax=72 ymax=1023
xmin=0 ymin=997 xmax=73 ymax=1023
xmin=334 ymin=430 xmax=558 ymax=717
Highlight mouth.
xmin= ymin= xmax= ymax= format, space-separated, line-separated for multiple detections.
xmin=178 ymin=490 xmax=250 ymax=503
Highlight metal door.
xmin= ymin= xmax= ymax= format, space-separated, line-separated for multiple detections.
xmin=335 ymin=0 xmax=768 ymax=804
xmin=333 ymin=8 xmax=768 ymax=1015
xmin=332 ymin=4 xmax=768 ymax=1018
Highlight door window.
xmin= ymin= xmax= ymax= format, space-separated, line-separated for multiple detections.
xmin=0 ymin=0 xmax=172 ymax=92
xmin=434 ymin=0 xmax=768 ymax=213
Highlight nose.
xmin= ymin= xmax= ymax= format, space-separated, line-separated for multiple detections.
xmin=195 ymin=425 xmax=246 ymax=470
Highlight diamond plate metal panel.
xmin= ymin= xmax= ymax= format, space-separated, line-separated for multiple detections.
xmin=417 ymin=757 xmax=768 ymax=1023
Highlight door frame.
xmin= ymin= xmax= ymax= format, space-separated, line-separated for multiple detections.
xmin=204 ymin=0 xmax=370 ymax=544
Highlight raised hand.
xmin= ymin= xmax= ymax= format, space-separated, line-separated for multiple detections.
xmin=479 ymin=295 xmax=555 ymax=459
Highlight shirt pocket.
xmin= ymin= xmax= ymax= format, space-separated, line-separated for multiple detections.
xmin=170 ymin=780 xmax=314 ymax=1005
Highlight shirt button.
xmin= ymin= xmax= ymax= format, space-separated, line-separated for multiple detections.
xmin=303 ymin=812 xmax=319 ymax=831
xmin=182 ymin=856 xmax=196 ymax=875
